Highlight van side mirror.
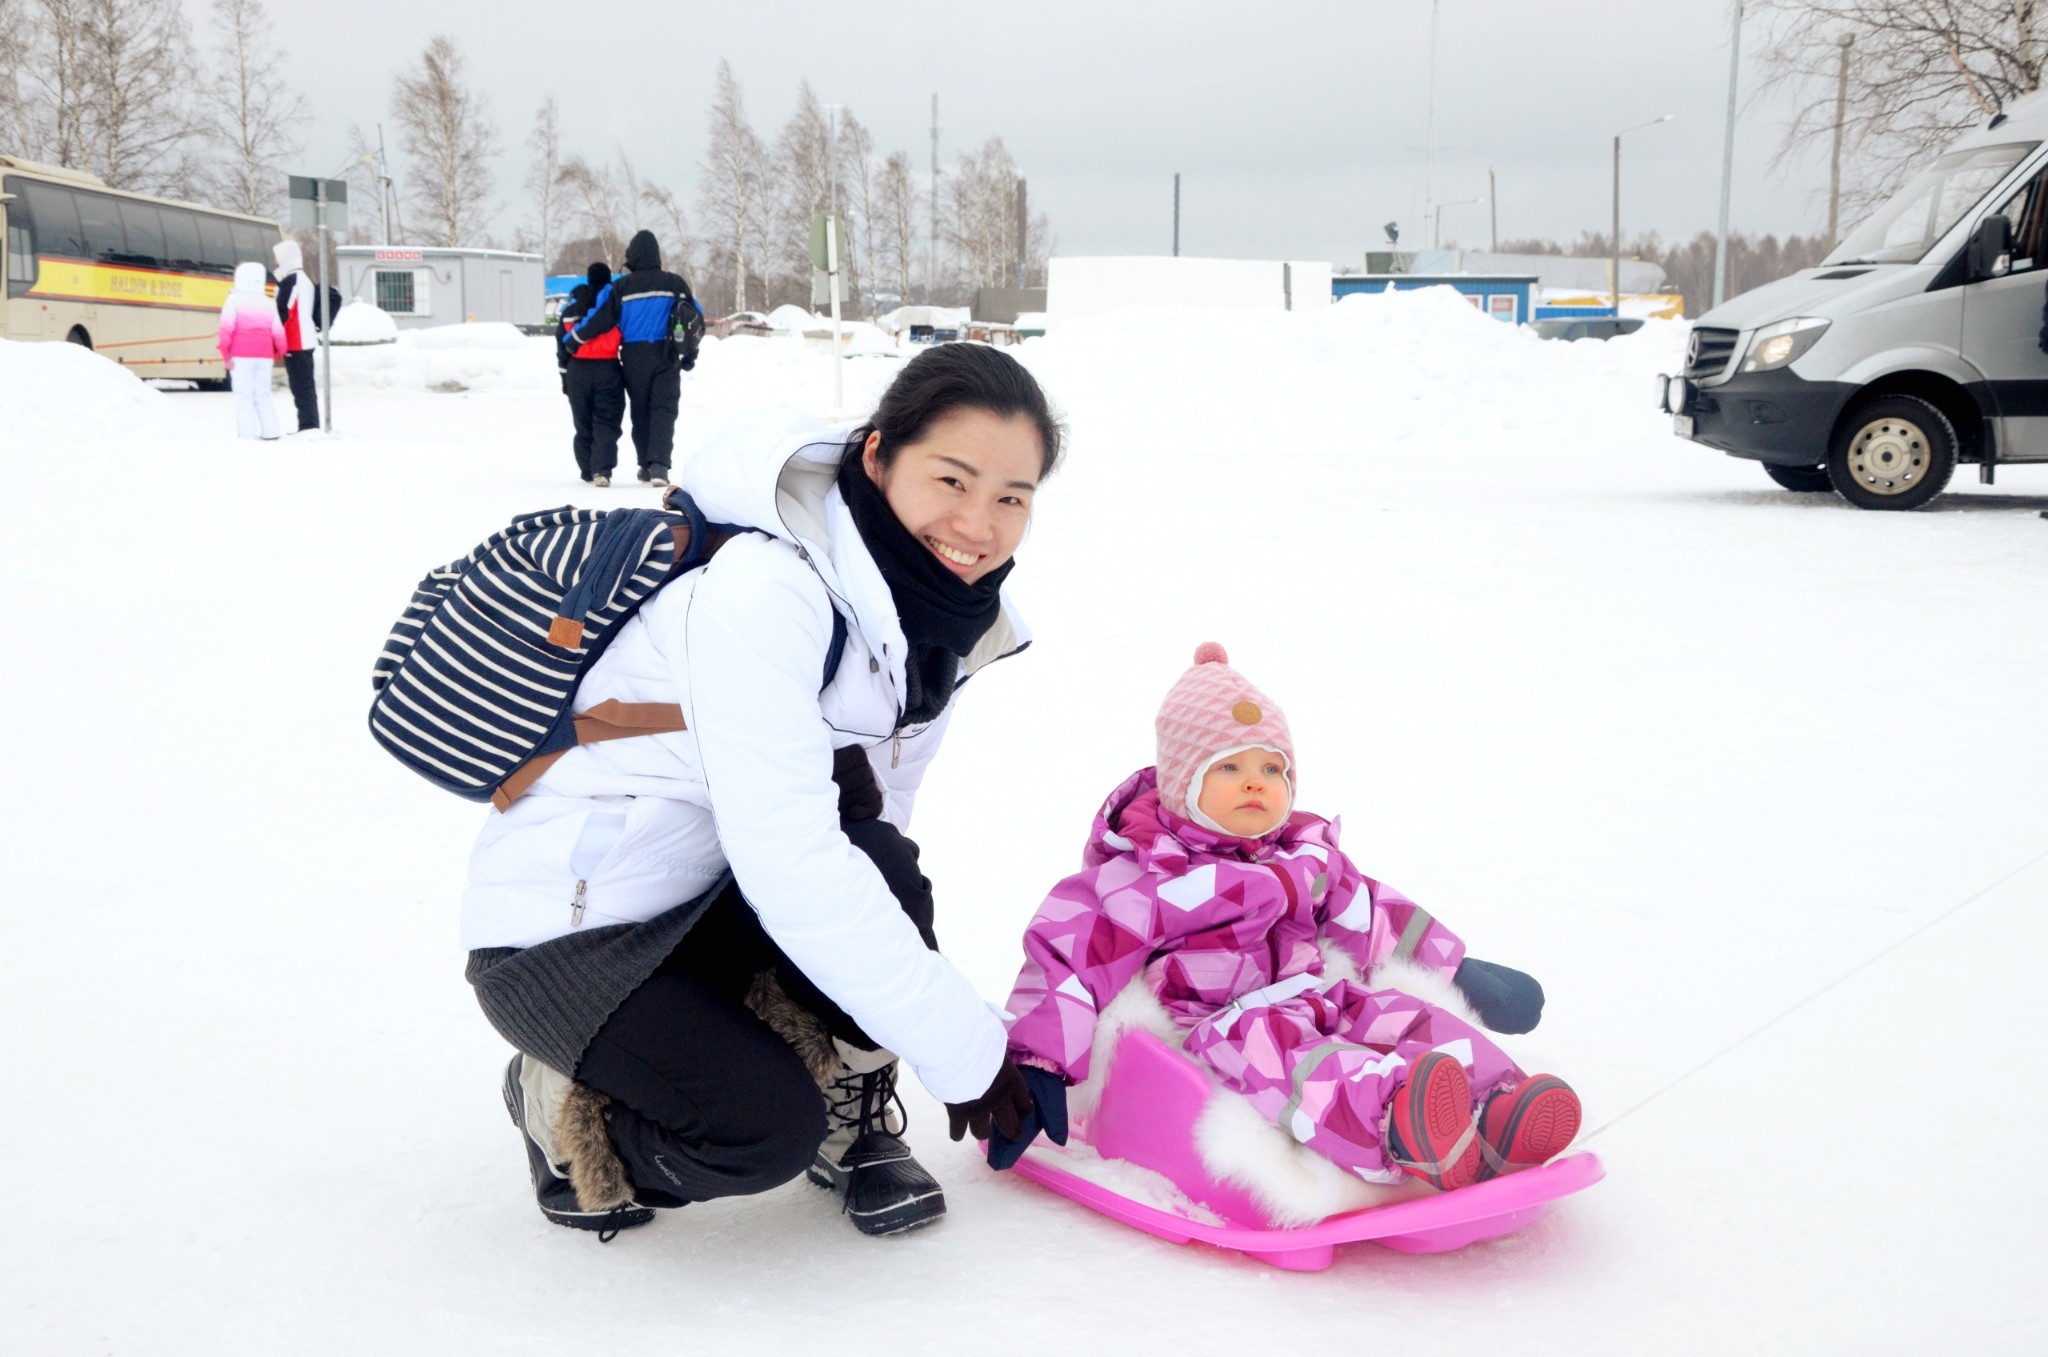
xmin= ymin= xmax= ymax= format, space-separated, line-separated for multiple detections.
xmin=1970 ymin=214 xmax=2013 ymax=278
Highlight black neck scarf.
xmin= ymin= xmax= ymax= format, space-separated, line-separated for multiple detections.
xmin=837 ymin=451 xmax=1015 ymax=725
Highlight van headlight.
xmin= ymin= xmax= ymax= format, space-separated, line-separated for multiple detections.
xmin=1740 ymin=317 xmax=1830 ymax=372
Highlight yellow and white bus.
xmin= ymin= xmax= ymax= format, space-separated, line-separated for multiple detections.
xmin=2 ymin=156 xmax=285 ymax=386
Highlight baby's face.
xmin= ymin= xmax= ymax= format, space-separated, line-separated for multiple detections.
xmin=1195 ymin=747 xmax=1291 ymax=838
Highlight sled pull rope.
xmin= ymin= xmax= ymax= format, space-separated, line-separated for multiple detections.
xmin=1578 ymin=842 xmax=2048 ymax=1146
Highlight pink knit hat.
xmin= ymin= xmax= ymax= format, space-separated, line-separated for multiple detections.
xmin=1155 ymin=642 xmax=1295 ymax=829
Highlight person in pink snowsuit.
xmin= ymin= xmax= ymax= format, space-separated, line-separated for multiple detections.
xmin=216 ymin=260 xmax=286 ymax=440
xmin=1003 ymin=643 xmax=1582 ymax=1191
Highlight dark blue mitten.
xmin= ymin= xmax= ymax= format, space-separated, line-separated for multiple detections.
xmin=1453 ymin=957 xmax=1545 ymax=1034
xmin=985 ymin=1066 xmax=1070 ymax=1170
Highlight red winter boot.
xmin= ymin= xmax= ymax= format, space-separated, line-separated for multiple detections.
xmin=1477 ymin=1075 xmax=1582 ymax=1181
xmin=1384 ymin=1051 xmax=1482 ymax=1191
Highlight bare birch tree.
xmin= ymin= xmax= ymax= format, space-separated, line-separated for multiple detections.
xmin=524 ymin=97 xmax=564 ymax=270
xmin=697 ymin=59 xmax=764 ymax=312
xmin=772 ymin=80 xmax=839 ymax=303
xmin=641 ymin=180 xmax=692 ymax=274
xmin=25 ymin=0 xmax=204 ymax=194
xmin=874 ymin=150 xmax=922 ymax=310
xmin=0 ymin=0 xmax=33 ymax=153
xmin=390 ymin=34 xmax=497 ymax=246
xmin=1758 ymin=1 xmax=2046 ymax=219
xmin=838 ymin=109 xmax=877 ymax=316
xmin=202 ymin=0 xmax=305 ymax=218
xmin=558 ymin=149 xmax=650 ymax=265
xmin=946 ymin=138 xmax=1023 ymax=291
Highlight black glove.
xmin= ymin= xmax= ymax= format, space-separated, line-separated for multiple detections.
xmin=1453 ymin=956 xmax=1545 ymax=1035
xmin=680 ymin=353 xmax=696 ymax=372
xmin=946 ymin=1060 xmax=1069 ymax=1169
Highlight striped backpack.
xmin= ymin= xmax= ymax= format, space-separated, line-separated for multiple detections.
xmin=369 ymin=488 xmax=844 ymax=809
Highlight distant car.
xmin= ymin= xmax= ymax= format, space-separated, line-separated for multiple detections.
xmin=1532 ymin=317 xmax=1644 ymax=342
xmin=712 ymin=310 xmax=773 ymax=339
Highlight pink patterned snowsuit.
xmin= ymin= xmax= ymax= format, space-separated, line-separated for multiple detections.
xmin=1004 ymin=767 xmax=1524 ymax=1183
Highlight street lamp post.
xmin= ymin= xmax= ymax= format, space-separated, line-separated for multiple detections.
xmin=1432 ymin=196 xmax=1485 ymax=250
xmin=1715 ymin=1 xmax=1745 ymax=308
xmin=1613 ymin=115 xmax=1674 ymax=315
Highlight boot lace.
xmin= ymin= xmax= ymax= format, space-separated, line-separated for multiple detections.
xmin=825 ymin=1059 xmax=908 ymax=1138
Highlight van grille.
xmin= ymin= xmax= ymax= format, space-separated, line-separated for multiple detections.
xmin=1684 ymin=326 xmax=1739 ymax=380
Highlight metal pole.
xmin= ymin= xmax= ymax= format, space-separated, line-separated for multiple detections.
xmin=377 ymin=125 xmax=393 ymax=245
xmin=1173 ymin=173 xmax=1180 ymax=256
xmin=1015 ymin=177 xmax=1026 ymax=288
xmin=1612 ymin=133 xmax=1621 ymax=315
xmin=1828 ymin=32 xmax=1854 ymax=248
xmin=1715 ymin=0 xmax=1745 ymax=309
xmin=1423 ymin=0 xmax=1439 ymax=248
xmin=929 ymin=94 xmax=939 ymax=305
xmin=1489 ymin=167 xmax=1497 ymax=251
xmin=827 ymin=214 xmax=843 ymax=413
xmin=317 ymin=183 xmax=333 ymax=434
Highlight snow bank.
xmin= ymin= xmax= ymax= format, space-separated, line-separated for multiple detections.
xmin=328 ymin=301 xmax=399 ymax=345
xmin=1015 ymin=284 xmax=1687 ymax=464
xmin=765 ymin=304 xmax=819 ymax=332
xmin=324 ymin=323 xmax=557 ymax=395
xmin=0 ymin=336 xmax=166 ymax=442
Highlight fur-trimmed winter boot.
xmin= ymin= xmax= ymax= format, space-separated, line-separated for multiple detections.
xmin=745 ymin=968 xmax=947 ymax=1236
xmin=501 ymin=1053 xmax=655 ymax=1240
xmin=807 ymin=1039 xmax=948 ymax=1235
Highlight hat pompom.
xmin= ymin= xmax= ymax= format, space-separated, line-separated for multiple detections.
xmin=1193 ymin=642 xmax=1228 ymax=666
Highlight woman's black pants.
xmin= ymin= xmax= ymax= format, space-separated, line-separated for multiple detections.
xmin=571 ymin=816 xmax=938 ymax=1207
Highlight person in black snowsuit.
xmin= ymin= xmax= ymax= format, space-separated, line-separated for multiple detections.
xmin=566 ymin=230 xmax=703 ymax=485
xmin=557 ymin=263 xmax=626 ymax=485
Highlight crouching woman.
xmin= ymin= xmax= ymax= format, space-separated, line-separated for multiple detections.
xmin=461 ymin=344 xmax=1068 ymax=1238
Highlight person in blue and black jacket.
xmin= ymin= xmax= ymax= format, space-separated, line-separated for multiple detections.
xmin=566 ymin=230 xmax=704 ymax=486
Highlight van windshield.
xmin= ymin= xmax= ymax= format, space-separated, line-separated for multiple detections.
xmin=1827 ymin=142 xmax=2038 ymax=264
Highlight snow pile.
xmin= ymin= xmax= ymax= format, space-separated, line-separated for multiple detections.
xmin=1016 ymin=285 xmax=1687 ymax=463
xmin=324 ymin=323 xmax=558 ymax=395
xmin=0 ymin=336 xmax=166 ymax=442
xmin=328 ymin=301 xmax=399 ymax=345
xmin=765 ymin=304 xmax=820 ymax=333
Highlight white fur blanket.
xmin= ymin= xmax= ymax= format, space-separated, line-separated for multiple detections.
xmin=1064 ymin=952 xmax=1486 ymax=1227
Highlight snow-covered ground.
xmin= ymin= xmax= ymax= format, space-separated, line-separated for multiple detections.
xmin=4 ymin=291 xmax=2045 ymax=1354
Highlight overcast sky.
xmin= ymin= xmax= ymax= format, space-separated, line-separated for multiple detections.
xmin=254 ymin=0 xmax=1837 ymax=264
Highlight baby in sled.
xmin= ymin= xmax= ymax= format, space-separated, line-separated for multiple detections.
xmin=1002 ymin=643 xmax=1580 ymax=1193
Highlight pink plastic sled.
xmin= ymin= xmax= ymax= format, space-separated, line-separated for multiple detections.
xmin=1002 ymin=1028 xmax=1603 ymax=1272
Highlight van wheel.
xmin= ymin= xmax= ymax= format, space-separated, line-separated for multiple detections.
xmin=1763 ymin=463 xmax=1834 ymax=493
xmin=66 ymin=326 xmax=92 ymax=349
xmin=1826 ymin=395 xmax=1957 ymax=510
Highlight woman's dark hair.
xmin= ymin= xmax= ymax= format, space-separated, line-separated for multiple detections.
xmin=843 ymin=343 xmax=1065 ymax=481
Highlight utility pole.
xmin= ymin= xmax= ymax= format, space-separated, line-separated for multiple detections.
xmin=1173 ymin=173 xmax=1181 ymax=256
xmin=1715 ymin=0 xmax=1745 ymax=308
xmin=1423 ymin=0 xmax=1440 ymax=245
xmin=1015 ymin=177 xmax=1027 ymax=287
xmin=376 ymin=124 xmax=394 ymax=245
xmin=1827 ymin=32 xmax=1854 ymax=248
xmin=1489 ymin=167 xmax=1497 ymax=251
xmin=929 ymin=94 xmax=939 ymax=305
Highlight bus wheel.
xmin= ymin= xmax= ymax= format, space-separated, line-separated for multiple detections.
xmin=1826 ymin=395 xmax=1956 ymax=511
xmin=1763 ymin=463 xmax=1834 ymax=493
xmin=66 ymin=326 xmax=92 ymax=349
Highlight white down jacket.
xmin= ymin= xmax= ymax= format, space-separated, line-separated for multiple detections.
xmin=460 ymin=413 xmax=1029 ymax=1103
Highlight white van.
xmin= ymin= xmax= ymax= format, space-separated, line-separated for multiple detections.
xmin=1657 ymin=92 xmax=2048 ymax=509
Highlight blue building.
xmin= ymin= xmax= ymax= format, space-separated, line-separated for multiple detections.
xmin=1331 ymin=273 xmax=1536 ymax=325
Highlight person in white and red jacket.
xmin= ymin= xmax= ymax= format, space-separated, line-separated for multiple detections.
xmin=270 ymin=239 xmax=321 ymax=432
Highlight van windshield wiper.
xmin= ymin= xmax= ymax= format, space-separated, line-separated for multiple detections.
xmin=1827 ymin=257 xmax=1887 ymax=266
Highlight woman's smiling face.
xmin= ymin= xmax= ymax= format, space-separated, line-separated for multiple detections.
xmin=863 ymin=409 xmax=1043 ymax=584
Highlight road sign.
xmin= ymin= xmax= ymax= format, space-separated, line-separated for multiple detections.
xmin=809 ymin=213 xmax=847 ymax=272
xmin=288 ymin=176 xmax=349 ymax=231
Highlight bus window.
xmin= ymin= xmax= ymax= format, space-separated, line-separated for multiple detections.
xmin=230 ymin=219 xmax=274 ymax=266
xmin=75 ymin=191 xmax=126 ymax=261
xmin=197 ymin=214 xmax=236 ymax=273
xmin=21 ymin=181 xmax=83 ymax=258
xmin=160 ymin=207 xmax=203 ymax=270
xmin=117 ymin=200 xmax=166 ymax=267
xmin=6 ymin=209 xmax=34 ymax=295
